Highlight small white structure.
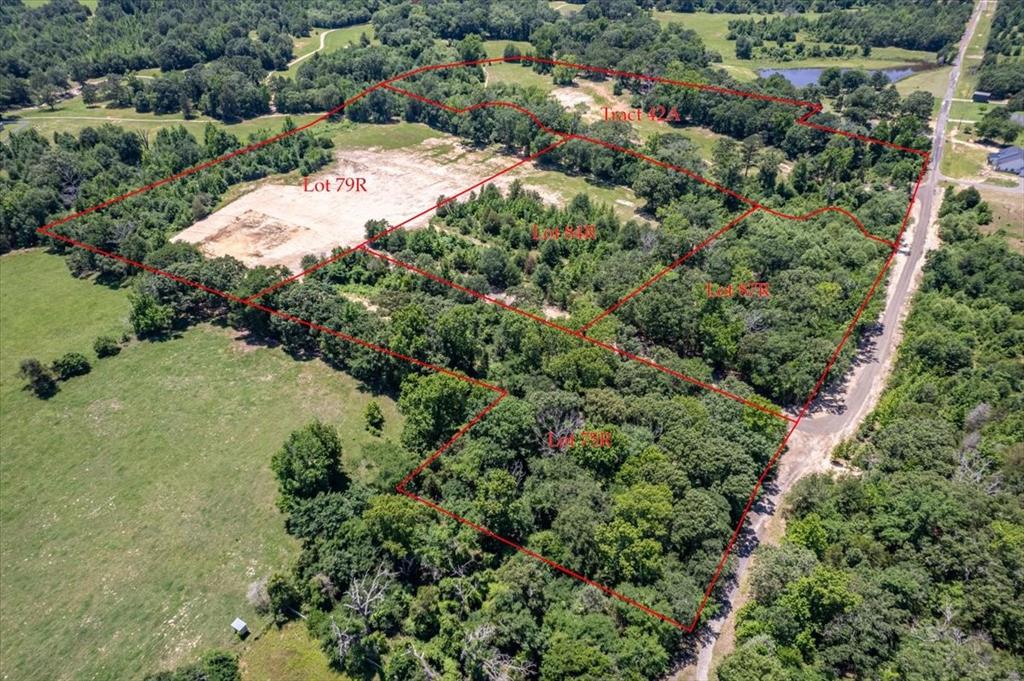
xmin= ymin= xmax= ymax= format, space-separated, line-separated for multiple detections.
xmin=231 ymin=617 xmax=249 ymax=637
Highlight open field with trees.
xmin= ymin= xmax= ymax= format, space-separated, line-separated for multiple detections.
xmin=652 ymin=10 xmax=939 ymax=82
xmin=6 ymin=1 xmax=1018 ymax=678
xmin=0 ymin=250 xmax=400 ymax=681
xmin=282 ymin=24 xmax=377 ymax=79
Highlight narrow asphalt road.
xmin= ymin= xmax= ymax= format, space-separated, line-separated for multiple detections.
xmin=798 ymin=0 xmax=984 ymax=436
xmin=684 ymin=3 xmax=989 ymax=679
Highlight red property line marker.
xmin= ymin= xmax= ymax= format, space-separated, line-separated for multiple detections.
xmin=242 ymin=138 xmax=570 ymax=302
xmin=378 ymin=80 xmax=897 ymax=248
xmin=579 ymin=206 xmax=759 ymax=332
xmin=35 ymin=55 xmax=930 ymax=632
xmin=361 ymin=244 xmax=794 ymax=424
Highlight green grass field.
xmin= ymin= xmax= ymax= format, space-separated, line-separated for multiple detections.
xmin=1 ymin=96 xmax=323 ymax=144
xmin=521 ymin=170 xmax=645 ymax=222
xmin=548 ymin=1 xmax=582 ymax=16
xmin=0 ymin=250 xmax=400 ymax=681
xmin=896 ymin=65 xmax=952 ymax=99
xmin=950 ymin=99 xmax=997 ymax=123
xmin=940 ymin=126 xmax=989 ymax=178
xmin=483 ymin=40 xmax=533 ymax=59
xmin=240 ymin=623 xmax=345 ymax=681
xmin=484 ymin=62 xmax=557 ymax=91
xmin=282 ymin=24 xmax=376 ymax=79
xmin=652 ymin=11 xmax=935 ymax=82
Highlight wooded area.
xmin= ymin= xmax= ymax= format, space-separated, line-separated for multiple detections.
xmin=2 ymin=1 xmax=1021 ymax=679
xmin=717 ymin=188 xmax=1024 ymax=680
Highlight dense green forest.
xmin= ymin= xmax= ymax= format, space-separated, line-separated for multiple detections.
xmin=0 ymin=0 xmax=397 ymax=111
xmin=978 ymin=0 xmax=1024 ymax=102
xmin=715 ymin=189 xmax=1024 ymax=680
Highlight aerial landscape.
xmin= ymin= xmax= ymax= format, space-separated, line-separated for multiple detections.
xmin=1 ymin=1 xmax=1022 ymax=680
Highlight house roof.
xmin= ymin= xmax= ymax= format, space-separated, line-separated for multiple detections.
xmin=231 ymin=617 xmax=247 ymax=631
xmin=989 ymin=146 xmax=1024 ymax=165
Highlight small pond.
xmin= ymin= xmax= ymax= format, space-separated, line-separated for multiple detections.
xmin=758 ymin=66 xmax=924 ymax=88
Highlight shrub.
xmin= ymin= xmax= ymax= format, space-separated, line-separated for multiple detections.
xmin=18 ymin=358 xmax=57 ymax=398
xmin=364 ymin=400 xmax=385 ymax=434
xmin=52 ymin=352 xmax=91 ymax=380
xmin=93 ymin=335 xmax=121 ymax=358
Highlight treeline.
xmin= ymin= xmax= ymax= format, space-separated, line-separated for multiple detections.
xmin=0 ymin=120 xmax=332 ymax=256
xmin=977 ymin=0 xmax=1024 ymax=102
xmin=650 ymin=0 xmax=938 ymax=11
xmin=809 ymin=1 xmax=973 ymax=58
xmin=0 ymin=0 xmax=395 ymax=110
xmin=373 ymin=0 xmax=557 ymax=44
xmin=716 ymin=188 xmax=1024 ymax=680
xmin=84 ymin=63 xmax=271 ymax=122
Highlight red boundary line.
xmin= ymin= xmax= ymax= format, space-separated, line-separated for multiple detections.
xmin=32 ymin=55 xmax=930 ymax=632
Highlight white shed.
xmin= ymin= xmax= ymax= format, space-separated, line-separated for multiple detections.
xmin=231 ymin=617 xmax=249 ymax=637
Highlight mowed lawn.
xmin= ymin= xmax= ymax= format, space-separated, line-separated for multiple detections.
xmin=0 ymin=251 xmax=400 ymax=680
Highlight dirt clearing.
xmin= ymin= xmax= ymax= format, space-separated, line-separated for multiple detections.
xmin=174 ymin=138 xmax=561 ymax=272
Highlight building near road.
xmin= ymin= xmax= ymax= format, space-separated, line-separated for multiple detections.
xmin=988 ymin=146 xmax=1024 ymax=176
xmin=973 ymin=90 xmax=992 ymax=103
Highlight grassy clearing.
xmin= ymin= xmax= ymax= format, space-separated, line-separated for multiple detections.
xmin=485 ymin=62 xmax=556 ymax=91
xmin=980 ymin=187 xmax=1024 ymax=254
xmin=483 ymin=40 xmax=532 ymax=59
xmin=950 ymin=99 xmax=998 ymax=123
xmin=325 ymin=120 xmax=447 ymax=149
xmin=548 ymin=1 xmax=582 ymax=16
xmin=0 ymin=250 xmax=400 ymax=681
xmin=1 ymin=96 xmax=322 ymax=144
xmin=896 ymin=65 xmax=952 ymax=99
xmin=522 ymin=170 xmax=646 ymax=223
xmin=23 ymin=0 xmax=97 ymax=6
xmin=652 ymin=11 xmax=935 ymax=82
xmin=240 ymin=623 xmax=345 ymax=681
xmin=283 ymin=24 xmax=376 ymax=79
xmin=940 ymin=135 xmax=989 ymax=179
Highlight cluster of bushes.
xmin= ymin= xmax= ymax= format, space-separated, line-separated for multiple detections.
xmin=83 ymin=62 xmax=271 ymax=123
xmin=143 ymin=650 xmax=239 ymax=681
xmin=17 ymin=334 xmax=124 ymax=399
xmin=974 ymin=106 xmax=1024 ymax=144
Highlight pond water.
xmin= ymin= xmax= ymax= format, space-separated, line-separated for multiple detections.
xmin=758 ymin=66 xmax=920 ymax=88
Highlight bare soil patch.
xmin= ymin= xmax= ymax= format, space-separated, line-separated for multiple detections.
xmin=174 ymin=138 xmax=560 ymax=272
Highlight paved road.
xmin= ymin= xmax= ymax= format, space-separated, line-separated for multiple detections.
xmin=685 ymin=3 xmax=989 ymax=679
xmin=798 ymin=0 xmax=984 ymax=434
